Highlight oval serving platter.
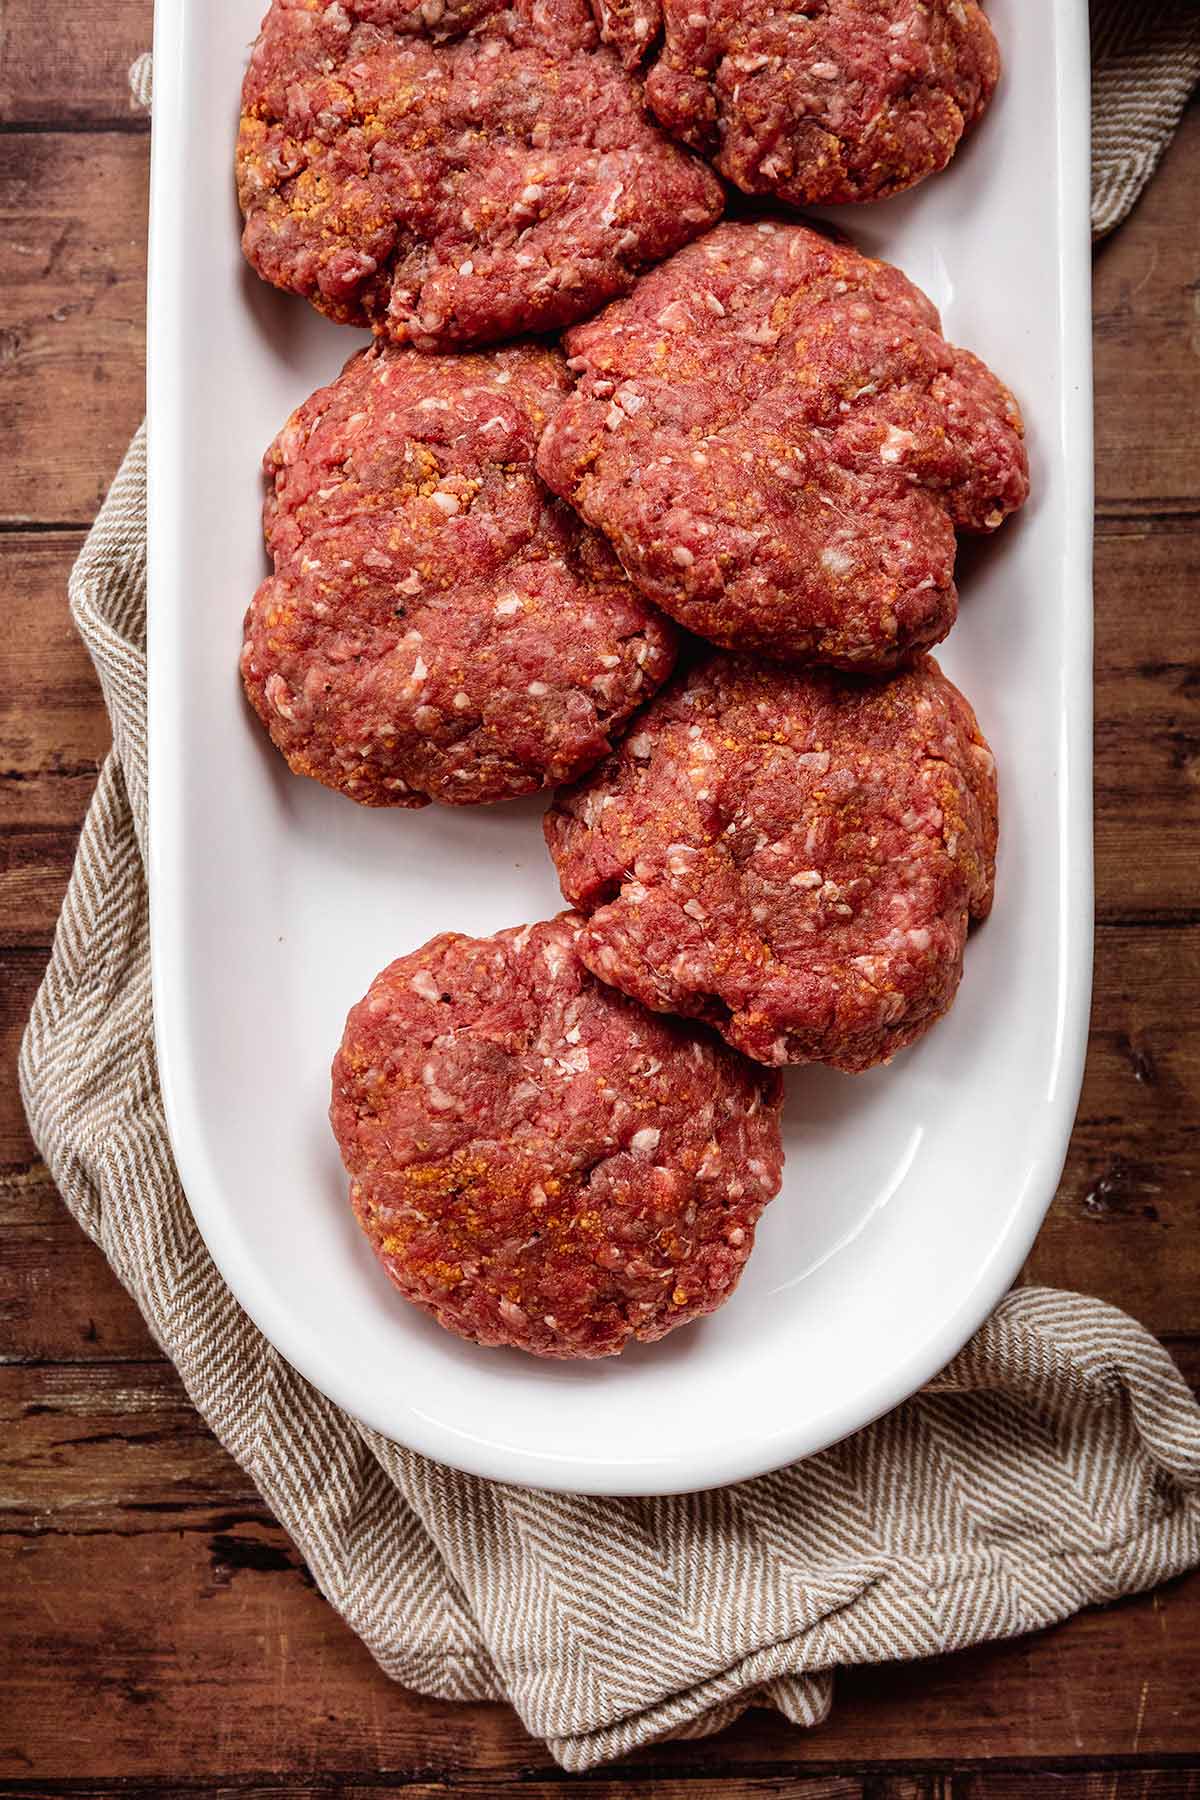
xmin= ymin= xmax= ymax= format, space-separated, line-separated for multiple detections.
xmin=147 ymin=0 xmax=1093 ymax=1494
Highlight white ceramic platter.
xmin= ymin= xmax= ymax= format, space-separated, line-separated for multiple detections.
xmin=147 ymin=0 xmax=1093 ymax=1494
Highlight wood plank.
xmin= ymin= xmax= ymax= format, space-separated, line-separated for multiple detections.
xmin=0 ymin=1166 xmax=157 ymax=1365
xmin=958 ymin=1778 xmax=1200 ymax=1799
xmin=0 ymin=532 xmax=107 ymax=948
xmin=1023 ymin=927 xmax=1200 ymax=1331
xmin=0 ymin=1787 xmax=873 ymax=1800
xmin=1 ymin=950 xmax=45 ymax=1168
xmin=0 ymin=2 xmax=153 ymax=127
xmin=1093 ymin=102 xmax=1200 ymax=515
xmin=0 ymin=1363 xmax=248 ymax=1519
xmin=0 ymin=534 xmax=106 ymax=776
xmin=0 ymin=135 xmax=147 ymax=526
xmin=0 ymin=1777 xmax=1193 ymax=1798
xmin=1094 ymin=519 xmax=1200 ymax=923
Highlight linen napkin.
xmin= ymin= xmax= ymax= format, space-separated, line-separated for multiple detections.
xmin=19 ymin=4 xmax=1200 ymax=1771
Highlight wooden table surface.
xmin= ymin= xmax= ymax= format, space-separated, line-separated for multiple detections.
xmin=2 ymin=7 xmax=1198 ymax=1794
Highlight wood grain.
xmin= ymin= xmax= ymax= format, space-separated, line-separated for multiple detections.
xmin=1094 ymin=520 xmax=1200 ymax=921
xmin=0 ymin=1 xmax=152 ymax=127
xmin=958 ymin=1780 xmax=1200 ymax=1800
xmin=3 ymin=1785 xmax=1196 ymax=1800
xmin=0 ymin=1788 xmax=878 ymax=1800
xmin=0 ymin=1165 xmax=157 ymax=1365
xmin=0 ymin=135 xmax=147 ymax=526
xmin=1093 ymin=106 xmax=1200 ymax=515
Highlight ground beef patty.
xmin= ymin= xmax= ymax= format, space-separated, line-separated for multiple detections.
xmin=241 ymin=340 xmax=677 ymax=807
xmin=537 ymin=220 xmax=1028 ymax=669
xmin=544 ymin=653 xmax=997 ymax=1072
xmin=237 ymin=0 xmax=723 ymax=349
xmin=592 ymin=0 xmax=999 ymax=207
xmin=331 ymin=913 xmax=784 ymax=1357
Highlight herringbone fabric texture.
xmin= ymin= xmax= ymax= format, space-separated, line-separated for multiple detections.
xmin=1091 ymin=1 xmax=1200 ymax=236
xmin=19 ymin=9 xmax=1200 ymax=1771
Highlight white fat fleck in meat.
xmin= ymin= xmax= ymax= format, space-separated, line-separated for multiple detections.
xmin=494 ymin=593 xmax=522 ymax=618
xmin=542 ymin=940 xmax=568 ymax=978
xmin=655 ymin=299 xmax=690 ymax=330
xmin=431 ymin=490 xmax=461 ymax=516
xmin=410 ymin=969 xmax=441 ymax=1003
xmin=821 ymin=546 xmax=855 ymax=577
xmin=881 ymin=424 xmax=916 ymax=464
xmin=513 ymin=183 xmax=544 ymax=219
xmin=599 ymin=183 xmax=624 ymax=227
xmin=630 ymin=1126 xmax=661 ymax=1158
xmin=265 ymin=673 xmax=295 ymax=720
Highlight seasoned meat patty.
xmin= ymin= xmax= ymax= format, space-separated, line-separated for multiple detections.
xmin=544 ymin=653 xmax=998 ymax=1071
xmin=592 ymin=0 xmax=999 ymax=207
xmin=241 ymin=339 xmax=677 ymax=807
xmin=537 ymin=220 xmax=1028 ymax=670
xmin=331 ymin=913 xmax=785 ymax=1356
xmin=237 ymin=0 xmax=723 ymax=349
